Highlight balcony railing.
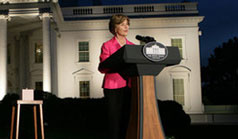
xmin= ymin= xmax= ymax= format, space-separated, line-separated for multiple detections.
xmin=62 ymin=2 xmax=198 ymax=20
xmin=73 ymin=8 xmax=93 ymax=15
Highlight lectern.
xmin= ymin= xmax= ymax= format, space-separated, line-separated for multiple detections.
xmin=99 ymin=43 xmax=181 ymax=139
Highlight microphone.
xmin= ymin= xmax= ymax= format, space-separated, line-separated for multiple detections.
xmin=136 ymin=35 xmax=156 ymax=43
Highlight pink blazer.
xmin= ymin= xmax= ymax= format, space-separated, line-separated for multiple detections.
xmin=98 ymin=36 xmax=134 ymax=89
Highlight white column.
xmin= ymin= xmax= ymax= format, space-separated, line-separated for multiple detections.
xmin=0 ymin=15 xmax=8 ymax=100
xmin=42 ymin=13 xmax=52 ymax=92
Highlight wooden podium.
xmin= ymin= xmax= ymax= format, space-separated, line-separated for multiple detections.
xmin=99 ymin=44 xmax=181 ymax=139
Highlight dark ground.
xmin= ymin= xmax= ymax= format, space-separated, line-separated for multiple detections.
xmin=1 ymin=124 xmax=238 ymax=139
xmin=0 ymin=92 xmax=237 ymax=139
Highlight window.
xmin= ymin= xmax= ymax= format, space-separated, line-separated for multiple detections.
xmin=170 ymin=68 xmax=191 ymax=111
xmin=35 ymin=81 xmax=43 ymax=91
xmin=35 ymin=43 xmax=43 ymax=63
xmin=171 ymin=38 xmax=183 ymax=58
xmin=80 ymin=81 xmax=90 ymax=98
xmin=173 ymin=78 xmax=185 ymax=105
xmin=78 ymin=41 xmax=89 ymax=62
xmin=73 ymin=68 xmax=93 ymax=98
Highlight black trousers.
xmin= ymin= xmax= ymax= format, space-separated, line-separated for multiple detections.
xmin=104 ymin=87 xmax=131 ymax=139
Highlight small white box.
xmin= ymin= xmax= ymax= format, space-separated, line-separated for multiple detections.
xmin=22 ymin=89 xmax=34 ymax=101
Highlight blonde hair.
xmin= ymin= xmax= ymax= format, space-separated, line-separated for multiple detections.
xmin=109 ymin=14 xmax=130 ymax=35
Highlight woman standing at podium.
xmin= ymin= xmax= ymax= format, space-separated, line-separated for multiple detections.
xmin=98 ymin=14 xmax=134 ymax=139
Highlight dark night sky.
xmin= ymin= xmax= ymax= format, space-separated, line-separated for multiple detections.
xmin=198 ymin=0 xmax=238 ymax=66
xmin=59 ymin=0 xmax=238 ymax=66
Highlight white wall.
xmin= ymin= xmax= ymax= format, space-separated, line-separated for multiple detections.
xmin=56 ymin=17 xmax=203 ymax=113
xmin=5 ymin=15 xmax=203 ymax=114
xmin=57 ymin=29 xmax=112 ymax=98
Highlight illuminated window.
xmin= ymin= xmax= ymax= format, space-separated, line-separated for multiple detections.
xmin=78 ymin=41 xmax=89 ymax=62
xmin=173 ymin=78 xmax=185 ymax=105
xmin=35 ymin=43 xmax=43 ymax=63
xmin=171 ymin=38 xmax=183 ymax=58
xmin=80 ymin=81 xmax=90 ymax=98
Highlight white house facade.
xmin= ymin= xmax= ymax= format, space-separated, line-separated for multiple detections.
xmin=0 ymin=0 xmax=204 ymax=113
